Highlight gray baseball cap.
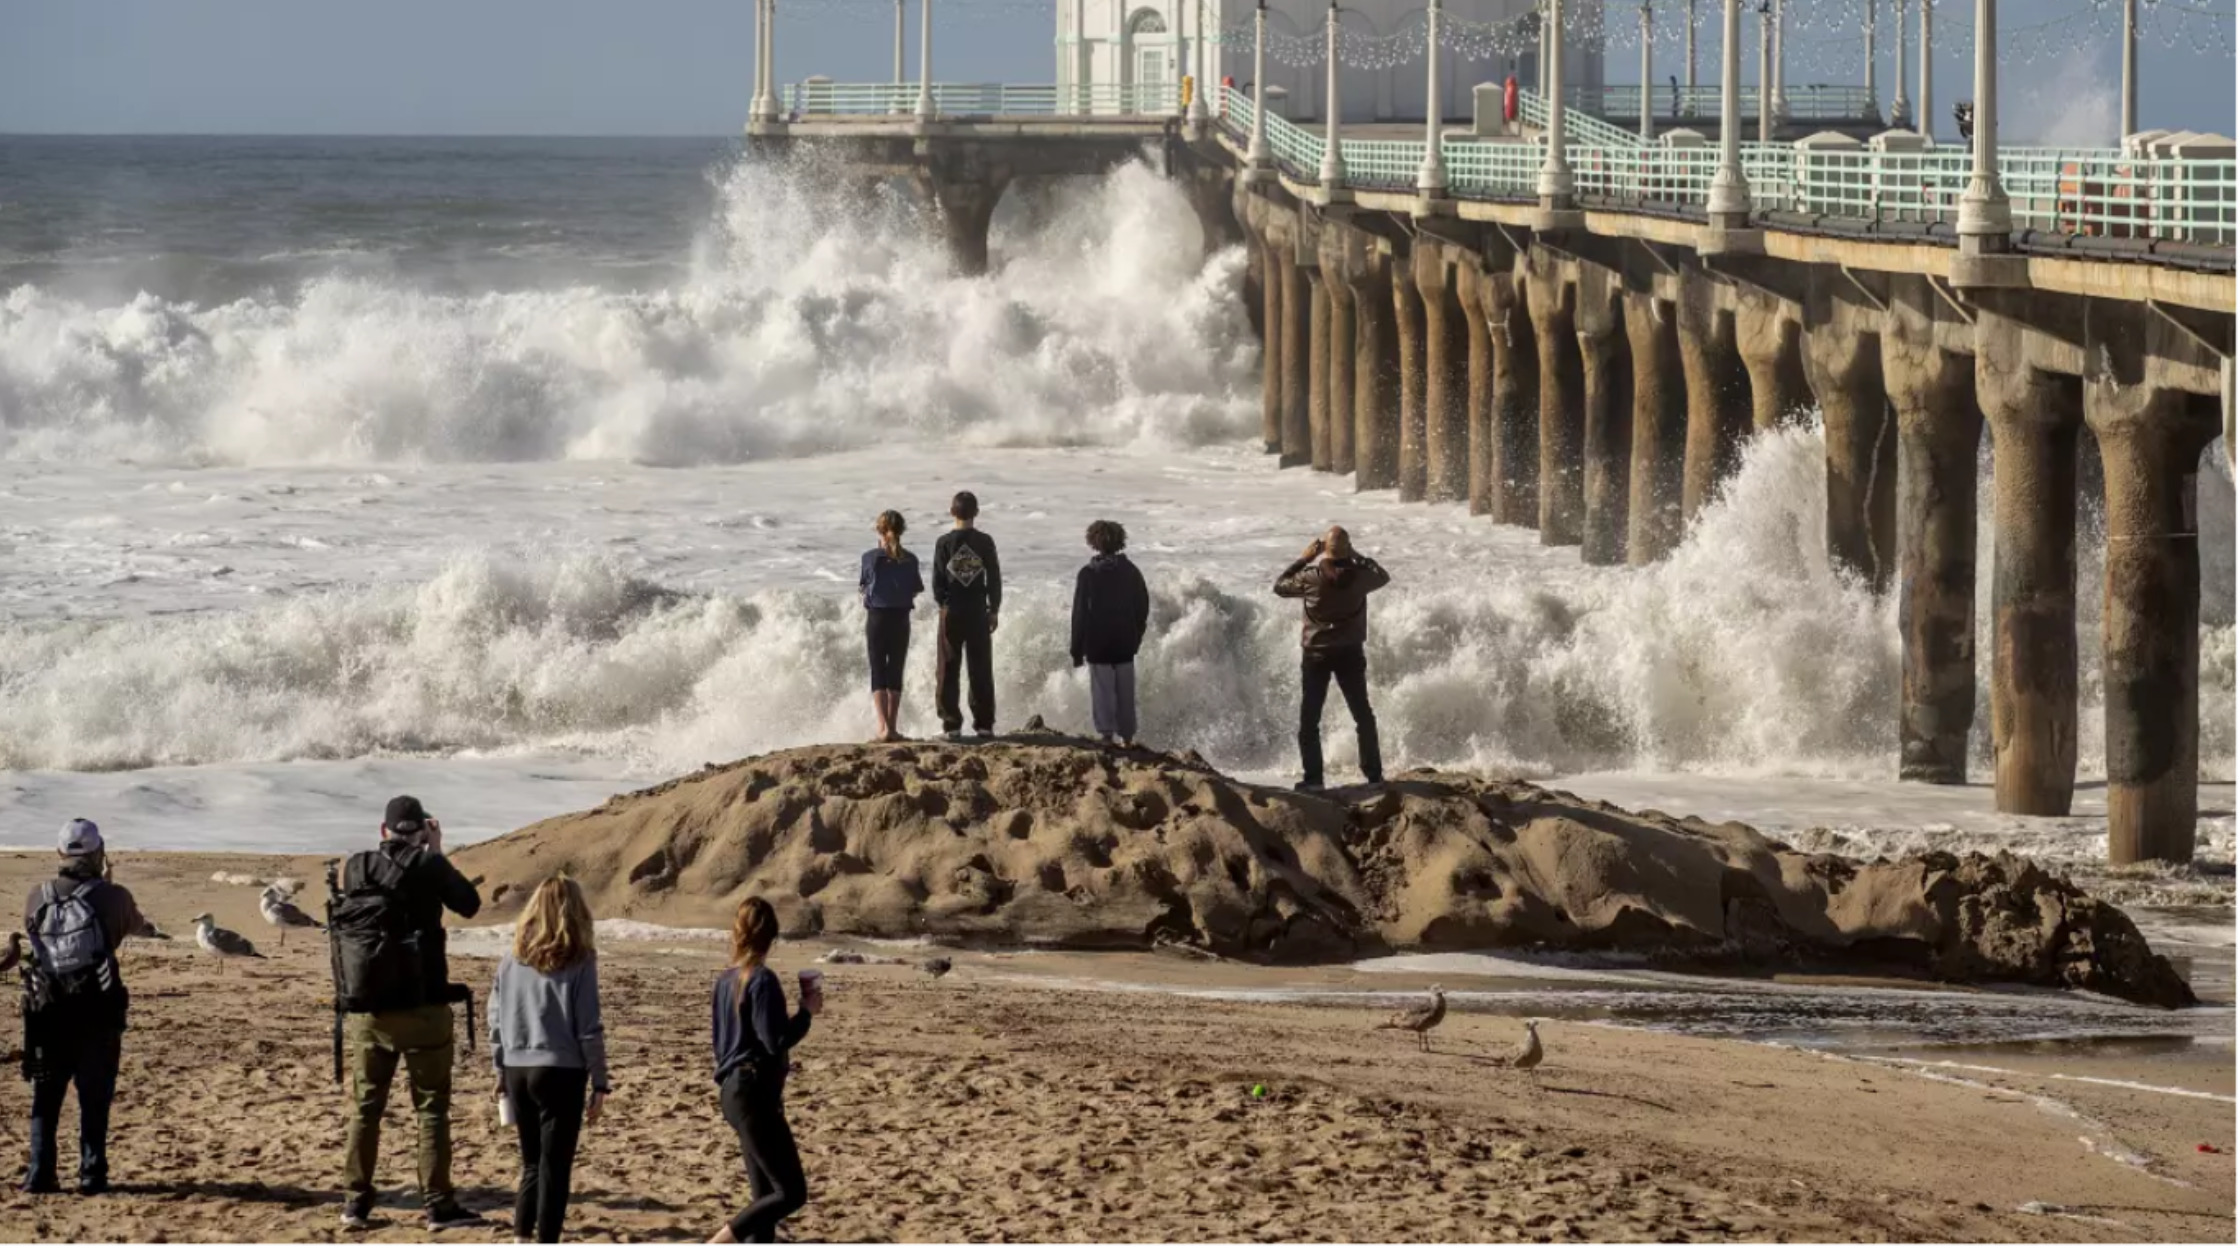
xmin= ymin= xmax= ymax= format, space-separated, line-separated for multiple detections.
xmin=59 ymin=818 xmax=105 ymax=858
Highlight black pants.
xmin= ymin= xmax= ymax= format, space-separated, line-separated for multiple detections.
xmin=719 ymin=1073 xmax=807 ymax=1243
xmin=934 ymin=608 xmax=995 ymax=734
xmin=865 ymin=608 xmax=911 ymax=692
xmin=1298 ymin=645 xmax=1382 ymax=786
xmin=25 ymin=1029 xmax=121 ymax=1191
xmin=504 ymin=1065 xmax=587 ymax=1244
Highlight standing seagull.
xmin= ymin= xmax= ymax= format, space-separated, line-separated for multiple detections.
xmin=260 ymin=886 xmax=323 ymax=946
xmin=0 ymin=932 xmax=22 ymax=974
xmin=1503 ymin=1019 xmax=1544 ymax=1070
xmin=1380 ymin=985 xmax=1447 ymax=1051
xmin=192 ymin=913 xmax=263 ymax=970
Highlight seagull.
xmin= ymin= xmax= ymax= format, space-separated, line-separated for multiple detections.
xmin=1381 ymin=985 xmax=1447 ymax=1051
xmin=0 ymin=932 xmax=22 ymax=974
xmin=920 ymin=957 xmax=953 ymax=979
xmin=260 ymin=886 xmax=324 ymax=945
xmin=1503 ymin=1019 xmax=1544 ymax=1070
xmin=192 ymin=913 xmax=262 ymax=970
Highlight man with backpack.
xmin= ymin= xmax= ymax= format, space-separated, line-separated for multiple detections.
xmin=19 ymin=818 xmax=146 ymax=1195
xmin=333 ymin=795 xmax=483 ymax=1232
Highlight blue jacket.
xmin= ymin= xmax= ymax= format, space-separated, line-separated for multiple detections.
xmin=711 ymin=965 xmax=812 ymax=1087
xmin=860 ymin=547 xmax=925 ymax=610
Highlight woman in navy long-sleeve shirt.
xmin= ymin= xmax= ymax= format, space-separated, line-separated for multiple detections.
xmin=708 ymin=897 xmax=820 ymax=1244
xmin=860 ymin=509 xmax=924 ymax=742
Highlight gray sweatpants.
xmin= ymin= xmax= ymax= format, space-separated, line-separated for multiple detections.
xmin=1088 ymin=662 xmax=1137 ymax=740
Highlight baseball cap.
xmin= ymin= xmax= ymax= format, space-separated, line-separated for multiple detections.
xmin=383 ymin=795 xmax=431 ymax=836
xmin=59 ymin=818 xmax=105 ymax=858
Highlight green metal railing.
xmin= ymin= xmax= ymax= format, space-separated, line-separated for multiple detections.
xmin=1569 ymin=84 xmax=1880 ymax=123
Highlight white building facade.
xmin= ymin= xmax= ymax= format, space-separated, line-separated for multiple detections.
xmin=1056 ymin=1 xmax=1603 ymax=121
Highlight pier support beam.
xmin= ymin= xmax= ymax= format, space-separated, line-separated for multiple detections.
xmin=1735 ymin=290 xmax=1814 ymax=431
xmin=1676 ymin=275 xmax=1753 ymax=522
xmin=1624 ymin=289 xmax=1687 ymax=565
xmin=918 ymin=174 xmax=1009 ymax=276
xmin=1258 ymin=230 xmax=1285 ymax=454
xmin=1576 ymin=272 xmax=1634 ymax=566
xmin=1349 ymin=250 xmax=1402 ymax=492
xmin=1460 ymin=261 xmax=1495 ymax=516
xmin=1322 ymin=234 xmax=1358 ymax=478
xmin=1281 ymin=244 xmax=1313 ymax=467
xmin=1418 ymin=246 xmax=1472 ymax=503
xmin=1488 ymin=271 xmax=1540 ymax=526
xmin=1802 ymin=304 xmax=1896 ymax=589
xmin=1524 ymin=256 xmax=1585 ymax=547
xmin=1308 ymin=266 xmax=1332 ymax=471
xmin=1978 ymin=317 xmax=2082 ymax=817
xmin=2085 ymin=325 xmax=2224 ymax=865
xmin=1394 ymin=248 xmax=1429 ymax=501
xmin=1882 ymin=342 xmax=1981 ymax=785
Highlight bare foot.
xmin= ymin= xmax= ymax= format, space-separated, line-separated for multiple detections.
xmin=708 ymin=1225 xmax=736 ymax=1244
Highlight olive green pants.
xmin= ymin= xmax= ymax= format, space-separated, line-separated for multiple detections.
xmin=342 ymin=1006 xmax=457 ymax=1212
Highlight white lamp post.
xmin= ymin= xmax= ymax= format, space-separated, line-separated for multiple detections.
xmin=1918 ymin=0 xmax=1933 ymax=140
xmin=1537 ymin=0 xmax=1574 ymax=209
xmin=1639 ymin=1 xmax=1654 ymax=140
xmin=1248 ymin=1 xmax=1271 ymax=167
xmin=1190 ymin=0 xmax=1211 ymax=122
xmin=751 ymin=0 xmax=779 ymax=121
xmin=1955 ymin=0 xmax=2011 ymax=245
xmin=1771 ymin=0 xmax=1788 ymax=120
xmin=1892 ymin=0 xmax=1911 ymax=129
xmin=1706 ymin=0 xmax=1751 ymax=228
xmin=1418 ymin=0 xmax=1447 ymax=197
xmin=1322 ymin=1 xmax=1348 ymax=189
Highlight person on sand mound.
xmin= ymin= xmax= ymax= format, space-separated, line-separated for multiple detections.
xmin=932 ymin=490 xmax=1002 ymax=741
xmin=489 ymin=876 xmax=610 ymax=1245
xmin=1274 ymin=526 xmax=1389 ymax=792
xmin=708 ymin=897 xmax=823 ymax=1245
xmin=19 ymin=819 xmax=147 ymax=1196
xmin=1069 ymin=518 xmax=1151 ymax=746
xmin=335 ymin=795 xmax=484 ymax=1233
xmin=860 ymin=509 xmax=925 ymax=742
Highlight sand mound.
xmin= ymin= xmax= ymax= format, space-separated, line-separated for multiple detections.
xmin=455 ymin=739 xmax=2195 ymax=1007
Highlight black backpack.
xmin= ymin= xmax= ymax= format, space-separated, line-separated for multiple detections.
xmin=331 ymin=851 xmax=426 ymax=1014
xmin=23 ymin=880 xmax=118 ymax=1014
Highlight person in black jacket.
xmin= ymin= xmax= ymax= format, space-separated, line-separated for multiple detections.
xmin=1069 ymin=520 xmax=1151 ymax=745
xmin=338 ymin=795 xmax=485 ymax=1233
xmin=1274 ymin=526 xmax=1390 ymax=792
xmin=931 ymin=490 xmax=1002 ymax=740
xmin=708 ymin=897 xmax=822 ymax=1244
xmin=19 ymin=819 xmax=148 ymax=1196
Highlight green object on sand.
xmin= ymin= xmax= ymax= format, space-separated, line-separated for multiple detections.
xmin=1251 ymin=1083 xmax=1266 ymax=1099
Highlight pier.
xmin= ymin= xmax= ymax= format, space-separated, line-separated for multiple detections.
xmin=749 ymin=0 xmax=2238 ymax=865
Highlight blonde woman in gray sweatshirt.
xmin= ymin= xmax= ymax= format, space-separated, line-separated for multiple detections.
xmin=488 ymin=876 xmax=610 ymax=1244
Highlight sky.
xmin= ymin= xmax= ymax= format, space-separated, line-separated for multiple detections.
xmin=0 ymin=0 xmax=2231 ymax=139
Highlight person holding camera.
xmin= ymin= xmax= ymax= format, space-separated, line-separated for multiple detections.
xmin=1273 ymin=526 xmax=1390 ymax=792
xmin=18 ymin=819 xmax=147 ymax=1195
xmin=334 ymin=795 xmax=483 ymax=1232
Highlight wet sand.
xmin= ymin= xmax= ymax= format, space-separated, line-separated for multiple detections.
xmin=0 ymin=851 xmax=2230 ymax=1244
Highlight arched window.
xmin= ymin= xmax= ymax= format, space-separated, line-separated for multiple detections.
xmin=1126 ymin=8 xmax=1167 ymax=36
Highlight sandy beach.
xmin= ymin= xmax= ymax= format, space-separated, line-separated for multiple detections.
xmin=0 ymin=849 xmax=2229 ymax=1245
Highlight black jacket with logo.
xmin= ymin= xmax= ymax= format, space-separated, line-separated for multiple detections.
xmin=933 ymin=527 xmax=1003 ymax=618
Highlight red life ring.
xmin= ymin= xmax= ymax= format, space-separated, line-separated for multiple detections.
xmin=1503 ymin=76 xmax=1519 ymax=122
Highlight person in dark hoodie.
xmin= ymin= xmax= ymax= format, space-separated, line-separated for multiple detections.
xmin=19 ymin=819 xmax=148 ymax=1195
xmin=708 ymin=896 xmax=822 ymax=1244
xmin=931 ymin=490 xmax=1002 ymax=741
xmin=859 ymin=509 xmax=925 ymax=742
xmin=1273 ymin=526 xmax=1390 ymax=791
xmin=337 ymin=795 xmax=484 ymax=1233
xmin=1069 ymin=519 xmax=1151 ymax=746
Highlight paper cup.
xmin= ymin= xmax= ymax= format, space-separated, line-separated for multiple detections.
xmin=799 ymin=969 xmax=824 ymax=1005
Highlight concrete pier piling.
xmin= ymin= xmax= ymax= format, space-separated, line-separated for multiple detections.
xmin=1676 ymin=278 xmax=1754 ymax=522
xmin=1418 ymin=248 xmax=1472 ymax=504
xmin=1281 ymin=246 xmax=1313 ymax=467
xmin=1307 ymin=267 xmax=1332 ymax=471
xmin=2084 ymin=322 xmax=2225 ymax=865
xmin=1735 ymin=291 xmax=1814 ymax=431
xmin=1488 ymin=271 xmax=1541 ymax=527
xmin=1526 ymin=259 xmax=1586 ymax=547
xmin=1623 ymin=289 xmax=1688 ymax=565
xmin=1883 ymin=341 xmax=1981 ymax=785
xmin=1259 ymin=233 xmax=1285 ymax=454
xmin=1350 ymin=249 xmax=1401 ymax=492
xmin=1394 ymin=248 xmax=1429 ymax=502
xmin=1460 ymin=261 xmax=1495 ymax=516
xmin=1980 ymin=349 xmax=2083 ymax=817
xmin=1576 ymin=273 xmax=1634 ymax=566
xmin=1321 ymin=234 xmax=1358 ymax=478
xmin=1802 ymin=309 xmax=1896 ymax=590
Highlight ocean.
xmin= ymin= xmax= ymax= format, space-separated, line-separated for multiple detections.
xmin=0 ymin=134 xmax=2231 ymax=1025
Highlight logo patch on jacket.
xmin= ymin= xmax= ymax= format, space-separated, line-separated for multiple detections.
xmin=946 ymin=543 xmax=988 ymax=588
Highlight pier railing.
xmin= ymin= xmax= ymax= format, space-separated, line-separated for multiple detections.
xmin=1567 ymin=84 xmax=1880 ymax=124
xmin=783 ymin=81 xmax=1182 ymax=118
xmin=1220 ymin=88 xmax=2236 ymax=247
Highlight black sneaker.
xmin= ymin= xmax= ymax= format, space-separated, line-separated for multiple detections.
xmin=19 ymin=1176 xmax=61 ymax=1195
xmin=974 ymin=729 xmax=995 ymax=741
xmin=76 ymin=1178 xmax=108 ymax=1196
xmin=424 ymin=1202 xmax=483 ymax=1232
xmin=1293 ymin=780 xmax=1325 ymax=793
